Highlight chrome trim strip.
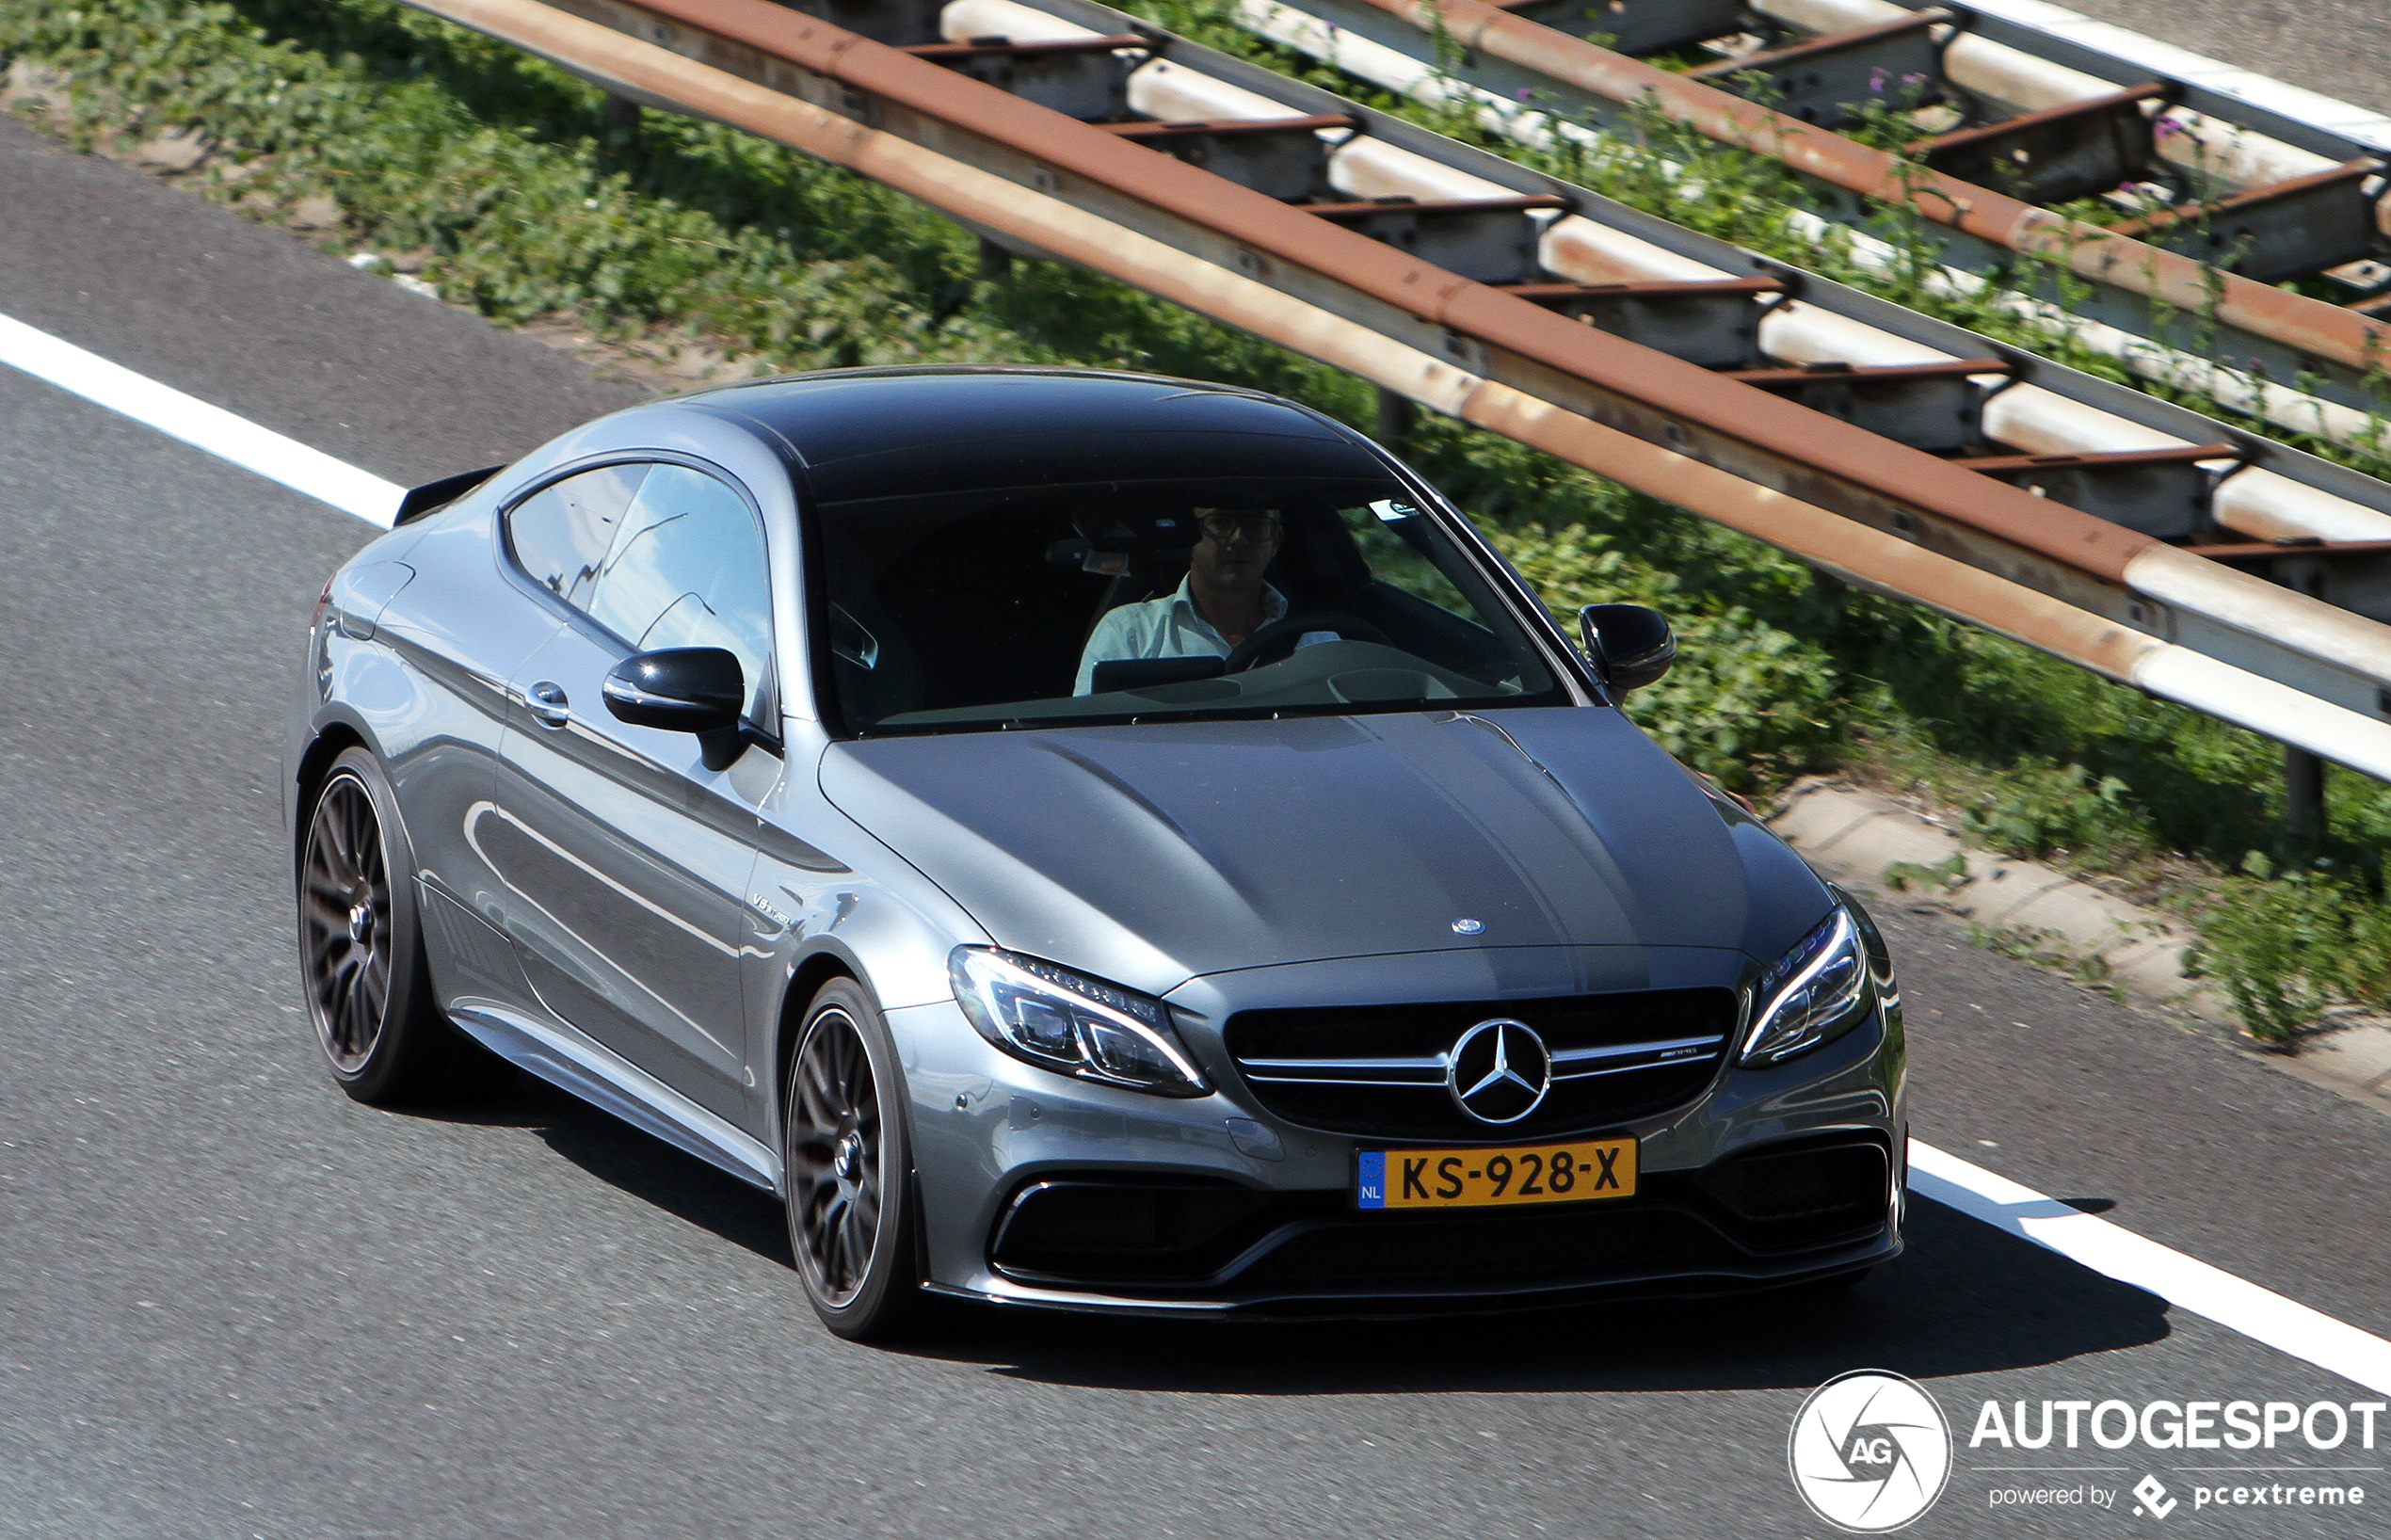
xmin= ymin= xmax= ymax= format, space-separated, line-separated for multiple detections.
xmin=1241 ymin=1073 xmax=1446 ymax=1087
xmin=1550 ymin=1034 xmax=1725 ymax=1065
xmin=1552 ymin=1056 xmax=1715 ymax=1083
xmin=1240 ymin=1034 xmax=1726 ymax=1085
xmin=1238 ymin=1054 xmax=1447 ymax=1071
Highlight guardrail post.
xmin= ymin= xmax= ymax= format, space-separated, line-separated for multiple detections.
xmin=2286 ymin=746 xmax=2328 ymax=842
xmin=1375 ymin=386 xmax=1415 ymax=449
xmin=977 ymin=236 xmax=1014 ymax=280
xmin=602 ymin=93 xmax=641 ymax=133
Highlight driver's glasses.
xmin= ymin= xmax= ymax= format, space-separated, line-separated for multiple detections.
xmin=1196 ymin=510 xmax=1280 ymax=543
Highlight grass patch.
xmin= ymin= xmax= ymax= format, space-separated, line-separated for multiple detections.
xmin=2183 ymin=857 xmax=2391 ymax=1044
xmin=8 ymin=0 xmax=2391 ymax=1037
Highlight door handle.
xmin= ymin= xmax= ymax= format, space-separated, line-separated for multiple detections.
xmin=526 ymin=680 xmax=570 ymax=728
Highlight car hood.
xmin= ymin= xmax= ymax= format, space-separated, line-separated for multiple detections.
xmin=818 ymin=707 xmax=1831 ymax=995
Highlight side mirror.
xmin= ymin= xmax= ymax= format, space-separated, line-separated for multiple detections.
xmin=1577 ymin=602 xmax=1676 ymax=693
xmin=603 ymin=648 xmax=747 ymax=767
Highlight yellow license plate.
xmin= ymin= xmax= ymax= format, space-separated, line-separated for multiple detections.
xmin=1356 ymin=1138 xmax=1637 ymax=1210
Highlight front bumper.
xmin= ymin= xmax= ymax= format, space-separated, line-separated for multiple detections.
xmin=891 ymin=972 xmax=1903 ymax=1316
xmin=932 ymin=1237 xmax=1902 ymax=1321
xmin=942 ymin=1143 xmax=1902 ymax=1319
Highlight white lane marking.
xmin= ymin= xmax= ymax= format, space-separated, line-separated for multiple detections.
xmin=1912 ymin=1139 xmax=2391 ymax=1397
xmin=0 ymin=311 xmax=402 ymax=526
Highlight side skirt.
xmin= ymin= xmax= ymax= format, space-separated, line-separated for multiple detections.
xmin=451 ymin=1003 xmax=782 ymax=1195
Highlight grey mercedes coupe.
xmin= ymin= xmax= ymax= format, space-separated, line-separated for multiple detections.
xmin=286 ymin=366 xmax=1904 ymax=1338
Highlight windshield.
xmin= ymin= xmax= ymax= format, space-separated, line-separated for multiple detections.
xmin=815 ymin=474 xmax=1568 ymax=733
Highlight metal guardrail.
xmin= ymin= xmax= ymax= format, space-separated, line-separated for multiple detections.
xmin=398 ymin=0 xmax=2391 ymax=804
xmin=973 ymin=0 xmax=2391 ymax=545
xmin=1206 ymin=0 xmax=2391 ymax=434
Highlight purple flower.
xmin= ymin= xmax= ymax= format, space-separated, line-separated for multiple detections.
xmin=1869 ymin=68 xmax=1887 ymax=93
xmin=1902 ymin=72 xmax=1927 ymax=85
xmin=1516 ymin=86 xmax=1533 ymax=101
xmin=2155 ymin=117 xmax=2181 ymax=139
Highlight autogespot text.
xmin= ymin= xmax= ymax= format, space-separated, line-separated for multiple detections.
xmin=1971 ymin=1398 xmax=2386 ymax=1451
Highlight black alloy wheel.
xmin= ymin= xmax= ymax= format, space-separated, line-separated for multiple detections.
xmin=302 ymin=768 xmax=392 ymax=1074
xmin=784 ymin=979 xmax=928 ymax=1339
xmin=297 ymin=746 xmax=494 ymax=1105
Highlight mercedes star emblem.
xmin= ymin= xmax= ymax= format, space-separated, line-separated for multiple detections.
xmin=1446 ymin=1018 xmax=1552 ymax=1125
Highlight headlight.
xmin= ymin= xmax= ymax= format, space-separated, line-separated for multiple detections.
xmin=949 ymin=947 xmax=1211 ymax=1097
xmin=1740 ymin=907 xmax=1869 ymax=1066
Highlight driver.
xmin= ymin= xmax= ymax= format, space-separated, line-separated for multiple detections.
xmin=1075 ymin=506 xmax=1297 ymax=695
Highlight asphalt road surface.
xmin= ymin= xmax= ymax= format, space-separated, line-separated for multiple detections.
xmin=5 ymin=102 xmax=2391 ymax=1540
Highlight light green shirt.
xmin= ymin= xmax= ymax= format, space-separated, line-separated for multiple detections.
xmin=1074 ymin=577 xmax=1289 ymax=696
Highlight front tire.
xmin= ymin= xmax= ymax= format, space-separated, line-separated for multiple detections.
xmin=297 ymin=746 xmax=494 ymax=1105
xmin=784 ymin=978 xmax=930 ymax=1340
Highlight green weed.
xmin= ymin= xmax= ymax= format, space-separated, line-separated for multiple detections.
xmin=2183 ymin=856 xmax=2391 ymax=1044
xmin=1883 ymin=853 xmax=1968 ymax=893
xmin=1966 ymin=922 xmax=2128 ymax=1006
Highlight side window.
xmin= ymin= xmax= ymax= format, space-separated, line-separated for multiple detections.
xmin=586 ymin=464 xmax=774 ymax=720
xmin=505 ymin=462 xmax=648 ymax=608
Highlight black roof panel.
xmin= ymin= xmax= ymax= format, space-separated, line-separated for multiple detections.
xmin=680 ymin=368 xmax=1384 ymax=503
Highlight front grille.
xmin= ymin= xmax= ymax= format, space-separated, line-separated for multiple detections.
xmin=1224 ymin=987 xmax=1741 ymax=1141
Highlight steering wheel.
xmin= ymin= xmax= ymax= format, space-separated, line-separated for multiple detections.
xmin=1222 ymin=612 xmax=1393 ymax=672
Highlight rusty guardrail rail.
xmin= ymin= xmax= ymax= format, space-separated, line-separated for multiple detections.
xmin=1199 ymin=0 xmax=2391 ymax=433
xmin=395 ymin=0 xmax=2391 ymax=805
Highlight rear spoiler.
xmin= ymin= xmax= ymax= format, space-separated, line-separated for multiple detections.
xmin=393 ymin=464 xmax=503 ymax=526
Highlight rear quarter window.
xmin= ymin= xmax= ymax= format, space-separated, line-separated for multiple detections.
xmin=505 ymin=462 xmax=648 ymax=608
